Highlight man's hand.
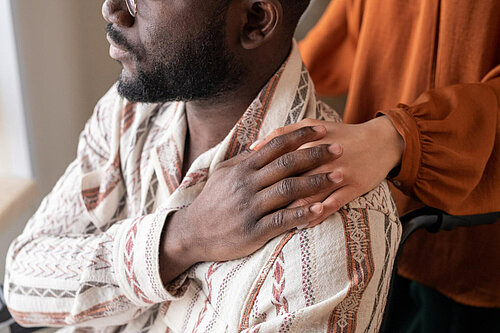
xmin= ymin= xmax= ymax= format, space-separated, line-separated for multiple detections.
xmin=252 ymin=116 xmax=405 ymax=223
xmin=160 ymin=126 xmax=343 ymax=283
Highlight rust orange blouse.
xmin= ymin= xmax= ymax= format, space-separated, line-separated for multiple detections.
xmin=299 ymin=0 xmax=500 ymax=307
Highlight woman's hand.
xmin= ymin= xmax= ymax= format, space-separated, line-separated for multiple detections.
xmin=253 ymin=116 xmax=405 ymax=226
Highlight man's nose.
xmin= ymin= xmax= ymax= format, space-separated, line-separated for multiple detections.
xmin=102 ymin=0 xmax=134 ymax=27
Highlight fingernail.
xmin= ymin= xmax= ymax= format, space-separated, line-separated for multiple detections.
xmin=310 ymin=203 xmax=324 ymax=215
xmin=297 ymin=223 xmax=309 ymax=230
xmin=249 ymin=140 xmax=262 ymax=150
xmin=312 ymin=125 xmax=325 ymax=133
xmin=328 ymin=144 xmax=342 ymax=155
xmin=328 ymin=171 xmax=343 ymax=184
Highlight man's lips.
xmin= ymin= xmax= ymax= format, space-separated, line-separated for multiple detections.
xmin=107 ymin=34 xmax=131 ymax=61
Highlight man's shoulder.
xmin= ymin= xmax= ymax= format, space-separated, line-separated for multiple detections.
xmin=344 ymin=181 xmax=399 ymax=221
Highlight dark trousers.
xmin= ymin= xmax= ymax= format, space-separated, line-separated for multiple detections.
xmin=381 ymin=275 xmax=500 ymax=333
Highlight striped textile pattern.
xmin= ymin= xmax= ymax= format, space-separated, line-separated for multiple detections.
xmin=4 ymin=41 xmax=401 ymax=332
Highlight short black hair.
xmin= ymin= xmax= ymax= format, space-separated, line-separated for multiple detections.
xmin=282 ymin=0 xmax=311 ymax=27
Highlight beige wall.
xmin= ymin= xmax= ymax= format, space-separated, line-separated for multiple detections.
xmin=299 ymin=0 xmax=348 ymax=116
xmin=297 ymin=0 xmax=331 ymax=40
xmin=12 ymin=0 xmax=120 ymax=197
xmin=0 ymin=110 xmax=8 ymax=175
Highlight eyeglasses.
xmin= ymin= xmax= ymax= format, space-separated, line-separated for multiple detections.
xmin=125 ymin=0 xmax=137 ymax=17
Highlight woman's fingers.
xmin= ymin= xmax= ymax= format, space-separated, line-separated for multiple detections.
xmin=321 ymin=186 xmax=358 ymax=214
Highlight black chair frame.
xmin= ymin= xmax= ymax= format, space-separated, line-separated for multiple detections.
xmin=379 ymin=207 xmax=500 ymax=332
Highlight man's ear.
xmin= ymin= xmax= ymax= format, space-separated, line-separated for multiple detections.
xmin=240 ymin=0 xmax=283 ymax=50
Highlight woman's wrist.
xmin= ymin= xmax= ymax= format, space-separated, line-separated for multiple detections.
xmin=368 ymin=116 xmax=405 ymax=173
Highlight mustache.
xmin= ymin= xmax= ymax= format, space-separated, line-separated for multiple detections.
xmin=106 ymin=23 xmax=135 ymax=54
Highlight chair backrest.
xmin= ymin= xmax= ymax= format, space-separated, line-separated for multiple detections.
xmin=379 ymin=208 xmax=500 ymax=332
xmin=400 ymin=207 xmax=500 ymax=244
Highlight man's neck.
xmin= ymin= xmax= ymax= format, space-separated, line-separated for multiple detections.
xmin=181 ymin=42 xmax=293 ymax=175
xmin=186 ymin=85 xmax=262 ymax=144
xmin=182 ymin=71 xmax=283 ymax=174
xmin=181 ymin=83 xmax=263 ymax=175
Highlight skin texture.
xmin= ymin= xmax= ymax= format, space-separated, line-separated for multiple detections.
xmin=102 ymin=0 xmax=344 ymax=284
xmin=163 ymin=127 xmax=344 ymax=281
xmin=106 ymin=7 xmax=246 ymax=102
xmin=254 ymin=117 xmax=405 ymax=224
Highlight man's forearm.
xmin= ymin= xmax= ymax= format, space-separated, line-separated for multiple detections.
xmin=5 ymin=225 xmax=134 ymax=326
xmin=5 ymin=207 xmax=178 ymax=326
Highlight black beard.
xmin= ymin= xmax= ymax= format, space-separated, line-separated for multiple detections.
xmin=115 ymin=17 xmax=245 ymax=103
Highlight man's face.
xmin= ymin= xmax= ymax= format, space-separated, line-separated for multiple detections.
xmin=105 ymin=0 xmax=245 ymax=103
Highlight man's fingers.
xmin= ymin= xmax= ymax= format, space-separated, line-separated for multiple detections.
xmin=255 ymin=144 xmax=342 ymax=188
xmin=257 ymin=203 xmax=324 ymax=238
xmin=216 ymin=149 xmax=253 ymax=170
xmin=248 ymin=126 xmax=326 ymax=169
xmin=256 ymin=172 xmax=343 ymax=212
xmin=252 ymin=123 xmax=304 ymax=151
xmin=289 ymin=186 xmax=358 ymax=230
xmin=288 ymin=191 xmax=330 ymax=209
xmin=252 ymin=119 xmax=323 ymax=151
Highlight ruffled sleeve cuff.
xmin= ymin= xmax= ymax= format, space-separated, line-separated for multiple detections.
xmin=379 ymin=81 xmax=500 ymax=213
xmin=377 ymin=104 xmax=423 ymax=195
xmin=113 ymin=209 xmax=189 ymax=306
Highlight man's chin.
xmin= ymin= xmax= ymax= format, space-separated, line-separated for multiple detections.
xmin=117 ymin=76 xmax=145 ymax=102
xmin=117 ymin=77 xmax=175 ymax=103
xmin=116 ymin=63 xmax=243 ymax=103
